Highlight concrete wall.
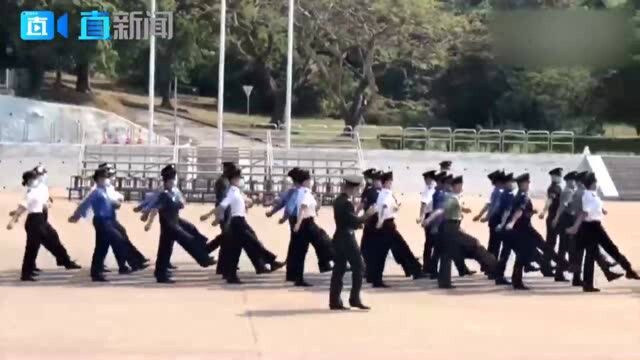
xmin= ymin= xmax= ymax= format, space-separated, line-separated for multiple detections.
xmin=363 ymin=150 xmax=583 ymax=197
xmin=0 ymin=144 xmax=82 ymax=191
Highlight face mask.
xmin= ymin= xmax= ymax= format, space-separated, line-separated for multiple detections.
xmin=40 ymin=174 xmax=48 ymax=184
xmin=551 ymin=176 xmax=561 ymax=183
xmin=238 ymin=179 xmax=246 ymax=189
xmin=28 ymin=179 xmax=40 ymax=189
xmin=104 ymin=179 xmax=112 ymax=187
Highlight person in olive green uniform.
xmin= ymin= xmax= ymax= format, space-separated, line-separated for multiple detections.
xmin=329 ymin=175 xmax=374 ymax=310
xmin=423 ymin=176 xmax=497 ymax=288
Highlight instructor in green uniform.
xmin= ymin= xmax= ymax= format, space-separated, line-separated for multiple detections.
xmin=329 ymin=175 xmax=374 ymax=311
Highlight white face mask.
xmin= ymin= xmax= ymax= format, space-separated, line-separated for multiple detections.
xmin=104 ymin=178 xmax=112 ymax=187
xmin=238 ymin=179 xmax=246 ymax=189
xmin=39 ymin=174 xmax=48 ymax=184
xmin=28 ymin=179 xmax=40 ymax=189
xmin=551 ymin=176 xmax=561 ymax=183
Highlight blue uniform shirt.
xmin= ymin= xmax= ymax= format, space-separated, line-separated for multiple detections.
xmin=494 ymin=190 xmax=516 ymax=226
xmin=488 ymin=187 xmax=504 ymax=218
xmin=509 ymin=191 xmax=533 ymax=228
xmin=270 ymin=187 xmax=300 ymax=218
xmin=430 ymin=188 xmax=447 ymax=233
xmin=360 ymin=185 xmax=380 ymax=212
xmin=74 ymin=187 xmax=115 ymax=220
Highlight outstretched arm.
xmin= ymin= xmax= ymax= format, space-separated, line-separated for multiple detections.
xmin=6 ymin=205 xmax=26 ymax=230
xmin=144 ymin=209 xmax=158 ymax=231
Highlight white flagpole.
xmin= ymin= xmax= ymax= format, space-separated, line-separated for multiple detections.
xmin=284 ymin=0 xmax=294 ymax=149
xmin=173 ymin=75 xmax=178 ymax=145
xmin=217 ymin=0 xmax=226 ymax=149
xmin=148 ymin=0 xmax=156 ymax=144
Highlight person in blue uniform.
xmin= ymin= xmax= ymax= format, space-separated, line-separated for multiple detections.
xmin=417 ymin=170 xmax=437 ymax=273
xmin=358 ymin=168 xmax=382 ymax=283
xmin=142 ymin=165 xmax=216 ymax=283
xmin=97 ymin=163 xmax=149 ymax=274
xmin=473 ymin=170 xmax=505 ymax=261
xmin=266 ymin=167 xmax=332 ymax=280
xmin=329 ymin=174 xmax=373 ymax=310
xmin=550 ymin=170 xmax=578 ymax=282
xmin=68 ymin=168 xmax=141 ymax=282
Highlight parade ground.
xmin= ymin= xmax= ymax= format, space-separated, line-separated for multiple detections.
xmin=1 ymin=190 xmax=639 ymax=359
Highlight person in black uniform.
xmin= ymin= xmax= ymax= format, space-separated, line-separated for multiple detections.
xmin=423 ymin=175 xmax=498 ymax=288
xmin=439 ymin=161 xmax=452 ymax=172
xmin=358 ymin=168 xmax=382 ymax=282
xmin=329 ymin=175 xmax=373 ymax=310
xmin=538 ymin=167 xmax=563 ymax=267
xmin=142 ymin=165 xmax=215 ymax=283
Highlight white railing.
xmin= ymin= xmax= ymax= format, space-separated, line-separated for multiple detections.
xmin=355 ymin=131 xmax=365 ymax=170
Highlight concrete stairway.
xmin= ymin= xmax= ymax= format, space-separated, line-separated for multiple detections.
xmin=602 ymin=155 xmax=640 ymax=200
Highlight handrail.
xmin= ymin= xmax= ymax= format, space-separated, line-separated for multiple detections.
xmin=428 ymin=127 xmax=453 ymax=151
xmin=501 ymin=129 xmax=527 ymax=152
xmin=355 ymin=131 xmax=365 ymax=170
xmin=526 ymin=130 xmax=551 ymax=152
xmin=551 ymin=130 xmax=575 ymax=153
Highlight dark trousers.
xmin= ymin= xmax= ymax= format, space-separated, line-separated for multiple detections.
xmin=437 ymin=222 xmax=463 ymax=287
xmin=111 ymin=220 xmax=146 ymax=269
xmin=495 ymin=228 xmax=535 ymax=284
xmin=361 ymin=217 xmax=377 ymax=281
xmin=543 ymin=216 xmax=560 ymax=262
xmin=369 ymin=219 xmax=421 ymax=283
xmin=487 ymin=222 xmax=502 ymax=259
xmin=218 ymin=217 xmax=261 ymax=280
xmin=215 ymin=219 xmax=273 ymax=274
xmin=330 ymin=231 xmax=364 ymax=306
xmin=39 ymin=222 xmax=72 ymax=266
xmin=155 ymin=226 xmax=175 ymax=279
xmin=579 ymin=221 xmax=634 ymax=289
xmin=156 ymin=219 xmax=212 ymax=278
xmin=429 ymin=224 xmax=469 ymax=276
xmin=22 ymin=214 xmax=46 ymax=277
xmin=91 ymin=219 xmax=132 ymax=278
xmin=285 ymin=218 xmax=315 ymax=282
xmin=523 ymin=225 xmax=569 ymax=271
xmin=422 ymin=215 xmax=435 ymax=272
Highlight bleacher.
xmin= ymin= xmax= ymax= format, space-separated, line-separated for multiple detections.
xmin=68 ymin=141 xmax=363 ymax=205
xmin=601 ymin=155 xmax=640 ymax=201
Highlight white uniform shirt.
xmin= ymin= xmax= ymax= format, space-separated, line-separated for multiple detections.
xmin=219 ymin=185 xmax=246 ymax=217
xmin=376 ymin=188 xmax=398 ymax=221
xmin=582 ymin=190 xmax=604 ymax=222
xmin=297 ymin=187 xmax=317 ymax=219
xmin=420 ymin=184 xmax=436 ymax=212
xmin=21 ymin=186 xmax=48 ymax=214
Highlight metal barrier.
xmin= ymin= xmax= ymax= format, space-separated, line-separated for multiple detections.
xmin=377 ymin=126 xmax=404 ymax=149
xmin=551 ymin=131 xmax=575 ymax=153
xmin=526 ymin=130 xmax=550 ymax=152
xmin=477 ymin=129 xmax=502 ymax=152
xmin=402 ymin=127 xmax=428 ymax=150
xmin=452 ymin=128 xmax=478 ymax=152
xmin=501 ymin=129 xmax=527 ymax=152
xmin=427 ymin=127 xmax=453 ymax=151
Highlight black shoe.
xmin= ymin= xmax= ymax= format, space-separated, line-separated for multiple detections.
xmin=625 ymin=270 xmax=640 ymax=280
xmin=429 ymin=273 xmax=439 ymax=280
xmin=143 ymin=258 xmax=151 ymax=264
xmin=168 ymin=263 xmax=178 ymax=270
xmin=605 ymin=271 xmax=624 ymax=282
xmin=372 ymin=281 xmax=390 ymax=288
xmin=349 ymin=300 xmax=370 ymax=310
xmin=201 ymin=258 xmax=216 ymax=268
xmin=64 ymin=261 xmax=82 ymax=270
xmin=606 ymin=261 xmax=618 ymax=269
xmin=329 ymin=303 xmax=350 ymax=311
xmin=101 ymin=267 xmax=111 ymax=273
xmin=413 ymin=272 xmax=427 ymax=280
xmin=33 ymin=267 xmax=42 ymax=273
xmin=118 ymin=266 xmax=133 ymax=275
xmin=554 ymin=275 xmax=570 ymax=282
xmin=513 ymin=284 xmax=530 ymax=290
xmin=270 ymin=261 xmax=286 ymax=273
xmin=572 ymin=279 xmax=584 ymax=287
xmin=226 ymin=277 xmax=244 ymax=285
xmin=91 ymin=276 xmax=108 ymax=282
xmin=583 ymin=287 xmax=601 ymax=292
xmin=256 ymin=267 xmax=270 ymax=275
xmin=319 ymin=264 xmax=333 ymax=273
xmin=20 ymin=275 xmax=37 ymax=281
xmin=156 ymin=277 xmax=176 ymax=284
xmin=460 ymin=270 xmax=477 ymax=277
xmin=495 ymin=277 xmax=511 ymax=286
xmin=131 ymin=263 xmax=150 ymax=273
xmin=294 ymin=280 xmax=313 ymax=287
xmin=438 ymin=284 xmax=456 ymax=289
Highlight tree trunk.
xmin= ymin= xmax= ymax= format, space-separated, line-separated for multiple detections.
xmin=26 ymin=64 xmax=44 ymax=97
xmin=75 ymin=62 xmax=91 ymax=93
xmin=270 ymin=89 xmax=285 ymax=125
xmin=160 ymin=80 xmax=173 ymax=109
xmin=55 ymin=69 xmax=62 ymax=87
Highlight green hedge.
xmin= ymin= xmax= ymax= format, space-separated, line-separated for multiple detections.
xmin=574 ymin=137 xmax=640 ymax=154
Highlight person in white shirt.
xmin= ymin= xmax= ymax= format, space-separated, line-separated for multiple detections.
xmin=205 ymin=167 xmax=284 ymax=284
xmin=572 ymin=173 xmax=639 ymax=292
xmin=418 ymin=170 xmax=437 ymax=273
xmin=28 ymin=165 xmax=81 ymax=271
xmin=368 ymin=171 xmax=424 ymax=288
xmin=6 ymin=170 xmax=50 ymax=281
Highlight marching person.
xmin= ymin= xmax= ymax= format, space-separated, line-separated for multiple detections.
xmin=423 ymin=175 xmax=498 ymax=288
xmin=28 ymin=165 xmax=81 ymax=271
xmin=566 ymin=173 xmax=639 ymax=292
xmin=473 ymin=170 xmax=505 ymax=262
xmin=538 ymin=168 xmax=563 ymax=266
xmin=439 ymin=161 xmax=452 ymax=173
xmin=358 ymin=168 xmax=382 ymax=283
xmin=369 ymin=171 xmax=424 ymax=288
xmin=97 ymin=163 xmax=149 ymax=274
xmin=68 ymin=168 xmax=141 ymax=282
xmin=417 ymin=170 xmax=437 ymax=273
xmin=204 ymin=161 xmax=237 ymax=254
xmin=141 ymin=164 xmax=215 ymax=283
xmin=6 ymin=170 xmax=52 ymax=281
xmin=208 ymin=167 xmax=283 ymax=284
xmin=266 ymin=167 xmax=333 ymax=280
xmin=329 ymin=175 xmax=374 ymax=310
